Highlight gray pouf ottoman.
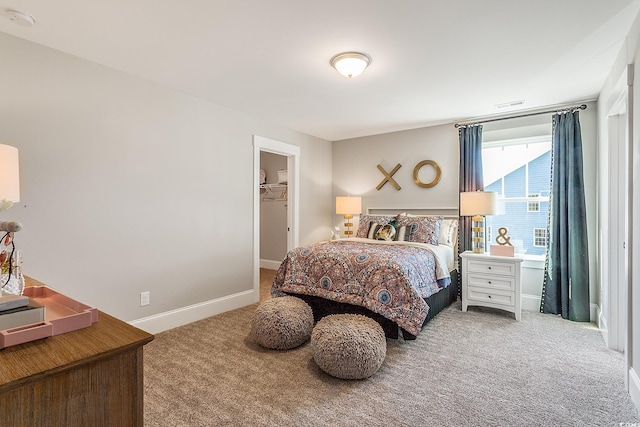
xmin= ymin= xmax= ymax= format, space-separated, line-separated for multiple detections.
xmin=311 ymin=314 xmax=387 ymax=379
xmin=251 ymin=296 xmax=314 ymax=350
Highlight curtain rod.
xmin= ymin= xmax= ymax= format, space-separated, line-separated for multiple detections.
xmin=453 ymin=104 xmax=587 ymax=128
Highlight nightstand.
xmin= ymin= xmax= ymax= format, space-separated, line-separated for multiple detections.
xmin=460 ymin=251 xmax=524 ymax=320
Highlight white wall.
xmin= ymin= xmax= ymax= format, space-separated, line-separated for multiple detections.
xmin=598 ymin=9 xmax=640 ymax=408
xmin=0 ymin=32 xmax=332 ymax=331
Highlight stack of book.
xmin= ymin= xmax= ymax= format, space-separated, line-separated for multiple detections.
xmin=0 ymin=293 xmax=45 ymax=330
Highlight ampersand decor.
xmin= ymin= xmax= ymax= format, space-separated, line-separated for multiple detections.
xmin=495 ymin=227 xmax=512 ymax=246
xmin=413 ymin=160 xmax=441 ymax=188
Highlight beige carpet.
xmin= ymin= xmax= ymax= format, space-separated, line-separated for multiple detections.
xmin=144 ymin=271 xmax=639 ymax=426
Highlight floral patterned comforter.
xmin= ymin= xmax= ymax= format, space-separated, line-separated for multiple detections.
xmin=272 ymin=238 xmax=451 ymax=336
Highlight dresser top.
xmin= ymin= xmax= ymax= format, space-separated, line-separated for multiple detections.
xmin=460 ymin=250 xmax=524 ymax=263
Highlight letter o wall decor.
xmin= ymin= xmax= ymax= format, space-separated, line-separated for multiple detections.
xmin=413 ymin=160 xmax=441 ymax=188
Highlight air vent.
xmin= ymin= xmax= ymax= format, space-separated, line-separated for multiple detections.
xmin=495 ymin=100 xmax=524 ymax=109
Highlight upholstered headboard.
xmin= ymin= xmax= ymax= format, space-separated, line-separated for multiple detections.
xmin=366 ymin=207 xmax=459 ymax=217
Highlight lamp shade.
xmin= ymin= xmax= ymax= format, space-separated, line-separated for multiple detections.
xmin=336 ymin=196 xmax=362 ymax=215
xmin=459 ymin=191 xmax=497 ymax=216
xmin=0 ymin=144 xmax=20 ymax=202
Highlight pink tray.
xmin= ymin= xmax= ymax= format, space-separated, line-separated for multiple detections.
xmin=0 ymin=286 xmax=98 ymax=349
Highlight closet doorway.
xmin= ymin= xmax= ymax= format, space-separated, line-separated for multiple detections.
xmin=259 ymin=151 xmax=288 ymax=269
xmin=252 ymin=136 xmax=299 ymax=303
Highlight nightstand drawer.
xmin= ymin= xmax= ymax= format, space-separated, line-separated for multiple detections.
xmin=467 ymin=287 xmax=515 ymax=307
xmin=467 ymin=274 xmax=515 ymax=291
xmin=466 ymin=259 xmax=516 ymax=276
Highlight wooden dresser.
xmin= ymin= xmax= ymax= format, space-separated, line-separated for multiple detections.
xmin=0 ymin=277 xmax=154 ymax=426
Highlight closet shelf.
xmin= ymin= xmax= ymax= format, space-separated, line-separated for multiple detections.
xmin=260 ymin=183 xmax=288 ymax=201
xmin=260 ymin=184 xmax=287 ymax=188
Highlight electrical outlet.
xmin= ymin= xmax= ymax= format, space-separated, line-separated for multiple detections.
xmin=140 ymin=291 xmax=150 ymax=306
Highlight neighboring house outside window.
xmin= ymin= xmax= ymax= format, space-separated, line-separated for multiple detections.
xmin=533 ymin=228 xmax=547 ymax=247
xmin=483 ymin=137 xmax=551 ymax=256
xmin=527 ymin=194 xmax=541 ymax=212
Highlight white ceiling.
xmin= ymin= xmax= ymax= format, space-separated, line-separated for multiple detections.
xmin=1 ymin=0 xmax=639 ymax=141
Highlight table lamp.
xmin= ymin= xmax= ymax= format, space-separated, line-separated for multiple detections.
xmin=0 ymin=144 xmax=23 ymax=296
xmin=0 ymin=144 xmax=20 ymax=211
xmin=335 ymin=196 xmax=362 ymax=236
xmin=460 ymin=191 xmax=497 ymax=253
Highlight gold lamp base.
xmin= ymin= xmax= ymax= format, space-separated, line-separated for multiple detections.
xmin=343 ymin=214 xmax=354 ymax=236
xmin=471 ymin=214 xmax=485 ymax=253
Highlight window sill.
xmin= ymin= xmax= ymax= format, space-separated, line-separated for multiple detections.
xmin=520 ymin=254 xmax=545 ymax=269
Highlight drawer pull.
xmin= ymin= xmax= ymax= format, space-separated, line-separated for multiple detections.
xmin=488 ymin=295 xmax=492 ymax=298
xmin=488 ymin=266 xmax=492 ymax=270
xmin=488 ymin=281 xmax=492 ymax=284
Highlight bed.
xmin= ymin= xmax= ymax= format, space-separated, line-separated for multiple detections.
xmin=272 ymin=212 xmax=459 ymax=340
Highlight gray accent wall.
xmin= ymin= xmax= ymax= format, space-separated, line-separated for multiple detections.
xmin=332 ymin=124 xmax=459 ymax=220
xmin=332 ymin=104 xmax=598 ymax=317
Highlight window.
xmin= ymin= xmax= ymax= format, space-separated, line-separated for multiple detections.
xmin=533 ymin=228 xmax=547 ymax=247
xmin=527 ymin=194 xmax=540 ymax=212
xmin=483 ymin=135 xmax=551 ymax=256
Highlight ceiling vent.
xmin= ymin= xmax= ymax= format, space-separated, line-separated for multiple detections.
xmin=495 ymin=100 xmax=524 ymax=109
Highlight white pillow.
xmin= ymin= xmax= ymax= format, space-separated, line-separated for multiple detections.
xmin=439 ymin=219 xmax=458 ymax=246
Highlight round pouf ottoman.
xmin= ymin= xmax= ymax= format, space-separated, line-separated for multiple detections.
xmin=311 ymin=314 xmax=387 ymax=379
xmin=251 ymin=296 xmax=314 ymax=350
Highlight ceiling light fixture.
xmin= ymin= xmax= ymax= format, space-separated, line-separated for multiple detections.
xmin=330 ymin=52 xmax=371 ymax=78
xmin=4 ymin=9 xmax=36 ymax=27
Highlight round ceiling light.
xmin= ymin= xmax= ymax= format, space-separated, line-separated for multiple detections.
xmin=5 ymin=9 xmax=36 ymax=27
xmin=330 ymin=52 xmax=371 ymax=78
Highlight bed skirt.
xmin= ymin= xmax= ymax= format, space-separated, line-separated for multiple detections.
xmin=287 ymin=270 xmax=459 ymax=340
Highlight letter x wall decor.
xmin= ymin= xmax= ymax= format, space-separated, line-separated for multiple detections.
xmin=376 ymin=163 xmax=402 ymax=190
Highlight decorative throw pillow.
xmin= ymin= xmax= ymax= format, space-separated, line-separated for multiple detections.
xmin=368 ymin=221 xmax=406 ymax=241
xmin=395 ymin=214 xmax=443 ymax=245
xmin=367 ymin=222 xmax=380 ymax=239
xmin=439 ymin=219 xmax=459 ymax=246
xmin=375 ymin=222 xmax=396 ymax=241
xmin=356 ymin=215 xmax=395 ymax=238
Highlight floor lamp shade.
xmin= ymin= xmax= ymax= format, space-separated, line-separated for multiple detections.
xmin=460 ymin=191 xmax=497 ymax=253
xmin=336 ymin=196 xmax=362 ymax=236
xmin=0 ymin=144 xmax=20 ymax=208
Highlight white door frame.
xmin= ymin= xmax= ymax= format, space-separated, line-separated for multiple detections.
xmin=253 ymin=135 xmax=300 ymax=302
xmin=602 ymin=65 xmax=633 ymax=395
xmin=605 ymin=112 xmax=628 ymax=353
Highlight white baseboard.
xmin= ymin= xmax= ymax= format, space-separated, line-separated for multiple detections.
xmin=522 ymin=295 xmax=599 ymax=324
xmin=630 ymin=366 xmax=640 ymax=410
xmin=521 ymin=293 xmax=541 ymax=312
xmin=598 ymin=306 xmax=609 ymax=346
xmin=590 ymin=303 xmax=598 ymax=324
xmin=260 ymin=259 xmax=281 ymax=270
xmin=129 ymin=289 xmax=257 ymax=334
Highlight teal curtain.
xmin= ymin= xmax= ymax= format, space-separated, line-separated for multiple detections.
xmin=458 ymin=125 xmax=484 ymax=254
xmin=540 ymin=111 xmax=590 ymax=321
